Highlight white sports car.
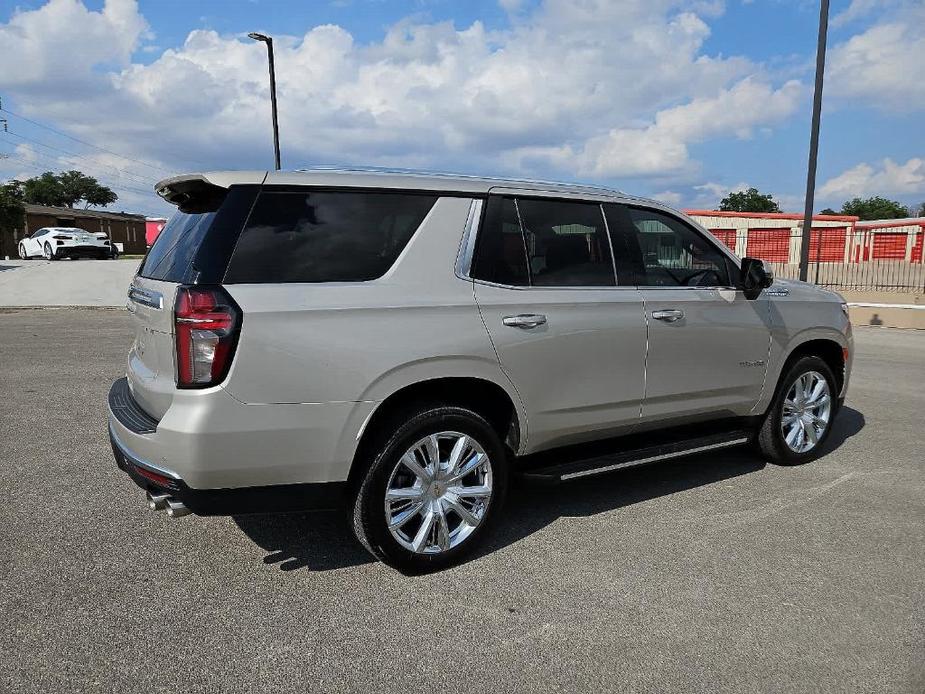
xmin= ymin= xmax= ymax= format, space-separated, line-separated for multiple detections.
xmin=18 ymin=227 xmax=116 ymax=260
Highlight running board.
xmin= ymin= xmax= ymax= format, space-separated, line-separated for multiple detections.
xmin=519 ymin=430 xmax=752 ymax=483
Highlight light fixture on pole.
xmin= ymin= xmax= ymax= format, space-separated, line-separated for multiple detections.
xmin=798 ymin=0 xmax=830 ymax=282
xmin=248 ymin=32 xmax=281 ymax=171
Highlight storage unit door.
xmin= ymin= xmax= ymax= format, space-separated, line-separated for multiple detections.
xmin=872 ymin=232 xmax=908 ymax=260
xmin=710 ymin=228 xmax=736 ymax=251
xmin=809 ymin=227 xmax=847 ymax=262
xmin=745 ymin=228 xmax=790 ymax=262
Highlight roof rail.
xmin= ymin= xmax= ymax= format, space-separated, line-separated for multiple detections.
xmin=292 ymin=164 xmax=624 ymax=196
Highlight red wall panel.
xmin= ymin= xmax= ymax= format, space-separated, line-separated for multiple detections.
xmin=911 ymin=231 xmax=923 ymax=263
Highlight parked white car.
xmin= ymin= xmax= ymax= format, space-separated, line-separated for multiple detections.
xmin=19 ymin=227 xmax=115 ymax=260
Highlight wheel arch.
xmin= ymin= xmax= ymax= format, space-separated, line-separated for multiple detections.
xmin=766 ymin=330 xmax=848 ymax=408
xmin=345 ymin=375 xmax=524 ymax=488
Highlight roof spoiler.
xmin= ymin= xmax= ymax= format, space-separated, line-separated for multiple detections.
xmin=154 ymin=175 xmax=229 ymax=214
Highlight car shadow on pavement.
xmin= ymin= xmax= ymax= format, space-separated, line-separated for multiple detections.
xmin=234 ymin=406 xmax=865 ymax=573
xmin=233 ymin=510 xmax=374 ymax=572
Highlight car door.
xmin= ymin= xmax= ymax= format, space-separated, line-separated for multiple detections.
xmin=25 ymin=230 xmax=45 ymax=256
xmin=605 ymin=203 xmax=772 ymax=423
xmin=470 ymin=193 xmax=647 ymax=452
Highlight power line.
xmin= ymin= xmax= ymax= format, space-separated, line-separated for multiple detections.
xmin=1 ymin=130 xmax=160 ymax=186
xmin=0 ymin=102 xmax=197 ymax=175
xmin=0 ymin=151 xmax=157 ymax=198
xmin=0 ymin=146 xmax=157 ymax=197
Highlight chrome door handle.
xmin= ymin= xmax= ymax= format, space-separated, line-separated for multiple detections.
xmin=502 ymin=314 xmax=547 ymax=329
xmin=651 ymin=309 xmax=684 ymax=322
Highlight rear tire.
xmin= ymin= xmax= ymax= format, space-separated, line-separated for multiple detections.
xmin=43 ymin=243 xmax=56 ymax=261
xmin=756 ymin=355 xmax=838 ymax=465
xmin=351 ymin=404 xmax=508 ymax=573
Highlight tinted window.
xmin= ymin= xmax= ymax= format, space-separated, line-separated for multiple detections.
xmin=139 ymin=211 xmax=218 ymax=282
xmin=516 ymin=198 xmax=615 ymax=287
xmin=224 ymin=191 xmax=437 ymax=283
xmin=470 ymin=196 xmax=529 ymax=286
xmin=621 ymin=207 xmax=730 ymax=287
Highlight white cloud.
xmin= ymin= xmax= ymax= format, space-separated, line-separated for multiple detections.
xmin=819 ymin=157 xmax=925 ymax=199
xmin=651 ymin=190 xmax=683 ymax=207
xmin=0 ymin=0 xmax=147 ymax=90
xmin=0 ymin=0 xmax=807 ymax=209
xmin=828 ymin=4 xmax=925 ymax=111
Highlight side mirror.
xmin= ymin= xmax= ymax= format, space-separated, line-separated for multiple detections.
xmin=739 ymin=257 xmax=773 ymax=300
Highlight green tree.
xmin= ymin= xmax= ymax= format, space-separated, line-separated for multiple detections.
xmin=719 ymin=187 xmax=781 ymax=213
xmin=0 ymin=180 xmax=26 ymax=232
xmin=819 ymin=207 xmax=838 ymax=215
xmin=839 ymin=196 xmax=909 ymax=221
xmin=58 ymin=170 xmax=118 ymax=208
xmin=21 ymin=170 xmax=118 ymax=209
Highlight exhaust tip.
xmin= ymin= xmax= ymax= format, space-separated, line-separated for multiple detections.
xmin=146 ymin=492 xmax=170 ymax=511
xmin=166 ymin=499 xmax=191 ymax=518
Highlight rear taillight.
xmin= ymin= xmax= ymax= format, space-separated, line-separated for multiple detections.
xmin=53 ymin=235 xmax=71 ymax=240
xmin=174 ymin=286 xmax=241 ymax=388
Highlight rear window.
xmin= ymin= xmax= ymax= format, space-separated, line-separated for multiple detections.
xmin=223 ymin=191 xmax=437 ymax=283
xmin=139 ymin=211 xmax=217 ymax=282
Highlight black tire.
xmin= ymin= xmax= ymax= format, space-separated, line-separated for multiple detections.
xmin=756 ymin=355 xmax=839 ymax=465
xmin=351 ymin=404 xmax=509 ymax=573
xmin=44 ymin=243 xmax=56 ymax=261
xmin=18 ymin=244 xmax=29 ymax=260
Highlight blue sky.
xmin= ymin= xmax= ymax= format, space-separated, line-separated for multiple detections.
xmin=0 ymin=0 xmax=922 ymax=216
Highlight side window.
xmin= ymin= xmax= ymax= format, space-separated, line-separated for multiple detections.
xmin=224 ymin=191 xmax=437 ymax=283
xmin=33 ymin=230 xmax=47 ymax=239
xmin=621 ymin=207 xmax=731 ymax=287
xmin=470 ymin=196 xmax=529 ymax=286
xmin=516 ymin=198 xmax=615 ymax=287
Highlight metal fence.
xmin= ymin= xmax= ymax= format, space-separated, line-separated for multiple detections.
xmin=714 ymin=227 xmax=925 ymax=293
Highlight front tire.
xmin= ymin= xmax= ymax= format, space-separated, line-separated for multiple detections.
xmin=352 ymin=405 xmax=508 ymax=573
xmin=18 ymin=243 xmax=28 ymax=260
xmin=756 ymin=355 xmax=838 ymax=465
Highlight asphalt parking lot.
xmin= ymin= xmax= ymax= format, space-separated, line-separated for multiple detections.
xmin=1 ymin=309 xmax=923 ymax=693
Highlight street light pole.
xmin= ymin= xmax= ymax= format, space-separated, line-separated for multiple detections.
xmin=798 ymin=0 xmax=830 ymax=282
xmin=248 ymin=32 xmax=281 ymax=171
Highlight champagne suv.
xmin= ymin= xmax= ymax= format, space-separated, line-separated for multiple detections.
xmin=108 ymin=169 xmax=852 ymax=572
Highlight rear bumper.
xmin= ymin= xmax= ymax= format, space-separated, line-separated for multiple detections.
xmin=109 ymin=422 xmax=346 ymax=515
xmin=56 ymin=243 xmax=110 ymax=258
xmin=107 ymin=377 xmax=352 ymax=515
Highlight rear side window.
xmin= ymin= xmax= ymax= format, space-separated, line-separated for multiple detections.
xmin=224 ymin=191 xmax=437 ymax=283
xmin=139 ymin=211 xmax=218 ymax=282
xmin=517 ymin=198 xmax=615 ymax=287
xmin=470 ymin=196 xmax=529 ymax=286
xmin=471 ymin=196 xmax=616 ymax=287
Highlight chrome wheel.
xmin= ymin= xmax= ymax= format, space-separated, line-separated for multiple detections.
xmin=781 ymin=370 xmax=832 ymax=453
xmin=43 ymin=243 xmax=52 ymax=260
xmin=18 ymin=244 xmax=27 ymax=259
xmin=384 ymin=431 xmax=493 ymax=555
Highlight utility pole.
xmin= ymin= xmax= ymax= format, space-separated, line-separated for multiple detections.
xmin=798 ymin=0 xmax=830 ymax=282
xmin=248 ymin=33 xmax=282 ymax=170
